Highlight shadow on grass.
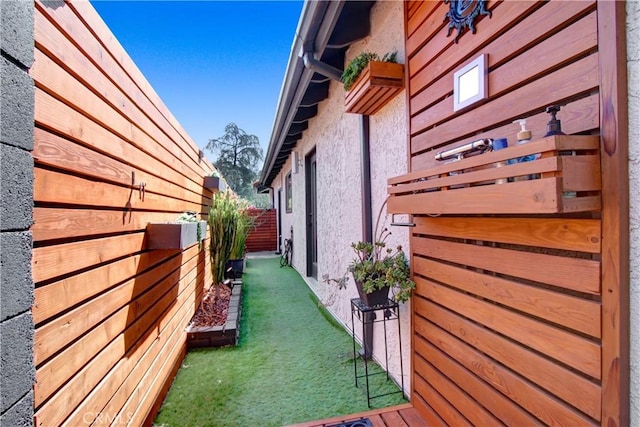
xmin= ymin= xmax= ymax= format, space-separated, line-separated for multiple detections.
xmin=153 ymin=257 xmax=406 ymax=427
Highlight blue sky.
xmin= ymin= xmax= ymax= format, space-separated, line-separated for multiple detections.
xmin=91 ymin=1 xmax=304 ymax=163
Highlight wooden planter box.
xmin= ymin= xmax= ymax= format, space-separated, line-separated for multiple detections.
xmin=204 ymin=175 xmax=226 ymax=192
xmin=387 ymin=135 xmax=601 ymax=215
xmin=146 ymin=220 xmax=207 ymax=250
xmin=345 ymin=61 xmax=404 ymax=115
xmin=186 ymin=284 xmax=242 ymax=348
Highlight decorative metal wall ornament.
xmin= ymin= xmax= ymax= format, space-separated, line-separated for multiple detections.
xmin=444 ymin=0 xmax=492 ymax=43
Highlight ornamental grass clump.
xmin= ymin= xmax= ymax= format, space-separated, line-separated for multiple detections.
xmin=229 ymin=208 xmax=255 ymax=260
xmin=208 ymin=192 xmax=240 ymax=284
xmin=208 ymin=193 xmax=255 ymax=283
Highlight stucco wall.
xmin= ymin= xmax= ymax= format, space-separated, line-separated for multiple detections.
xmin=0 ymin=1 xmax=35 ymax=425
xmin=272 ymin=0 xmax=411 ymax=392
xmin=628 ymin=0 xmax=640 ymax=423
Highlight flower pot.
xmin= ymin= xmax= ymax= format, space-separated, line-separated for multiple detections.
xmin=146 ymin=220 xmax=207 ymax=250
xmin=225 ymin=258 xmax=245 ymax=279
xmin=345 ymin=61 xmax=404 ymax=115
xmin=204 ymin=176 xmax=226 ymax=192
xmin=354 ymin=278 xmax=390 ymax=308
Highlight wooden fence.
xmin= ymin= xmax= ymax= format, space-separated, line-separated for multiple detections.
xmin=395 ymin=1 xmax=628 ymax=425
xmin=245 ymin=208 xmax=277 ymax=252
xmin=31 ymin=1 xmax=217 ymax=424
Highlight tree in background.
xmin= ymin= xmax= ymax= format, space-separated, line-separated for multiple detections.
xmin=206 ymin=123 xmax=263 ymax=200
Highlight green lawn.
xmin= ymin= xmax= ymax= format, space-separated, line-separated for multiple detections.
xmin=153 ymin=257 xmax=406 ymax=427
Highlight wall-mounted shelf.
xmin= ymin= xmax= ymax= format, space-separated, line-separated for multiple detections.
xmin=387 ymin=135 xmax=601 ymax=215
xmin=204 ymin=176 xmax=226 ymax=192
xmin=146 ymin=220 xmax=207 ymax=250
xmin=345 ymin=61 xmax=404 ymax=115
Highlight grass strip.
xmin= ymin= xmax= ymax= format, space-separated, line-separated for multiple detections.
xmin=154 ymin=257 xmax=405 ymax=426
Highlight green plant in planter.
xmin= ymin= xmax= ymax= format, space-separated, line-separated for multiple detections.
xmin=348 ymin=228 xmax=414 ymax=303
xmin=341 ymin=50 xmax=398 ymax=91
xmin=208 ymin=192 xmax=240 ymax=284
xmin=324 ymin=196 xmax=415 ymax=304
xmin=229 ymin=208 xmax=255 ymax=260
xmin=175 ymin=210 xmax=205 ymax=245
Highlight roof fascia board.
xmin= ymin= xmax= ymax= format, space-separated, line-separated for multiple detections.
xmin=260 ymin=1 xmax=345 ymax=185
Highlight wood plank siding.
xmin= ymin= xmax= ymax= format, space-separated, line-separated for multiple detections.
xmin=31 ymin=1 xmax=217 ymax=425
xmin=245 ymin=208 xmax=277 ymax=252
xmin=398 ymin=1 xmax=628 ymax=426
xmin=288 ymin=404 xmax=428 ymax=427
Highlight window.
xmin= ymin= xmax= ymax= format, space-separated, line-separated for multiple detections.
xmin=285 ymin=172 xmax=292 ymax=213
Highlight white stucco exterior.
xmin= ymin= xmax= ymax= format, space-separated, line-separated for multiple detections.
xmin=628 ymin=1 xmax=640 ymax=424
xmin=270 ymin=0 xmax=412 ymax=393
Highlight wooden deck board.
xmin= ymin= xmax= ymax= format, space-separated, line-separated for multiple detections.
xmin=287 ymin=404 xmax=427 ymax=427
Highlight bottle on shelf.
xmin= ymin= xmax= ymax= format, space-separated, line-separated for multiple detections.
xmin=492 ymin=138 xmax=508 ymax=184
xmin=544 ymin=105 xmax=576 ymax=198
xmin=512 ymin=119 xmax=539 ymax=181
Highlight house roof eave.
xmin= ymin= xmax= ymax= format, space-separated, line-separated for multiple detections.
xmin=259 ymin=0 xmax=375 ymax=188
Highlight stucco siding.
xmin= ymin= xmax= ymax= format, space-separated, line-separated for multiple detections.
xmin=273 ymin=0 xmax=412 ymax=392
xmin=628 ymin=0 xmax=640 ymax=423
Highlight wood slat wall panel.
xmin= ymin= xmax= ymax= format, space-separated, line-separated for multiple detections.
xmin=416 ymin=298 xmax=601 ymax=420
xmin=414 ymin=336 xmax=539 ymax=426
xmin=33 ymin=128 xmax=206 ymax=206
xmin=68 ymin=1 xmax=202 ymax=166
xmin=412 ymin=236 xmax=600 ymax=295
xmin=413 ymin=256 xmax=601 ymax=338
xmin=35 ymin=2 xmax=206 ymax=175
xmin=34 ymin=253 xmax=204 ymax=407
xmin=412 ymin=52 xmax=599 ymax=154
xmin=35 ymin=89 xmax=207 ymax=198
xmin=413 ymin=276 xmax=600 ymax=379
xmin=401 ymin=1 xmax=621 ymax=424
xmin=246 ymin=209 xmax=277 ymax=252
xmin=413 ymin=354 xmax=501 ymax=426
xmin=410 ymin=9 xmax=597 ymax=136
xmin=31 ymin=1 xmax=216 ymax=424
xmin=413 ymin=217 xmax=601 ymax=253
xmin=414 ymin=311 xmax=596 ymax=426
xmin=32 ymin=208 xmax=209 ymax=242
xmin=410 ymin=94 xmax=600 ymax=171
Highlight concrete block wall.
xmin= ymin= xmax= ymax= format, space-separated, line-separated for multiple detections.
xmin=1 ymin=1 xmax=35 ymax=426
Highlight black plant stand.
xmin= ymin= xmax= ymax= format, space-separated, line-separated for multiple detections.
xmin=350 ymin=298 xmax=405 ymax=408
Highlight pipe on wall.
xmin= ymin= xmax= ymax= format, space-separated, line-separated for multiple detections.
xmin=302 ymin=51 xmax=343 ymax=82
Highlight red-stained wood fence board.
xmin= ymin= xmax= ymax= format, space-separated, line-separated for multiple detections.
xmin=397 ymin=1 xmax=626 ymax=426
xmin=30 ymin=1 xmax=216 ymax=424
xmin=246 ymin=209 xmax=277 ymax=252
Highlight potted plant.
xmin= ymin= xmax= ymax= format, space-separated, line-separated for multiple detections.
xmin=204 ymin=171 xmax=227 ymax=192
xmin=146 ymin=211 xmax=207 ymax=250
xmin=325 ymin=229 xmax=415 ymax=307
xmin=348 ymin=228 xmax=414 ymax=307
xmin=226 ymin=207 xmax=255 ymax=279
xmin=208 ymin=192 xmax=240 ymax=285
xmin=342 ymin=50 xmax=404 ymax=115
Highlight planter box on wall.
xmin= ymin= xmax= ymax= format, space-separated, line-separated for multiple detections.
xmin=387 ymin=135 xmax=601 ymax=215
xmin=147 ymin=220 xmax=207 ymax=250
xmin=204 ymin=176 xmax=226 ymax=192
xmin=186 ymin=284 xmax=242 ymax=348
xmin=345 ymin=61 xmax=404 ymax=115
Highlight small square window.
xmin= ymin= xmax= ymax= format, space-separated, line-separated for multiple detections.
xmin=285 ymin=172 xmax=292 ymax=213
